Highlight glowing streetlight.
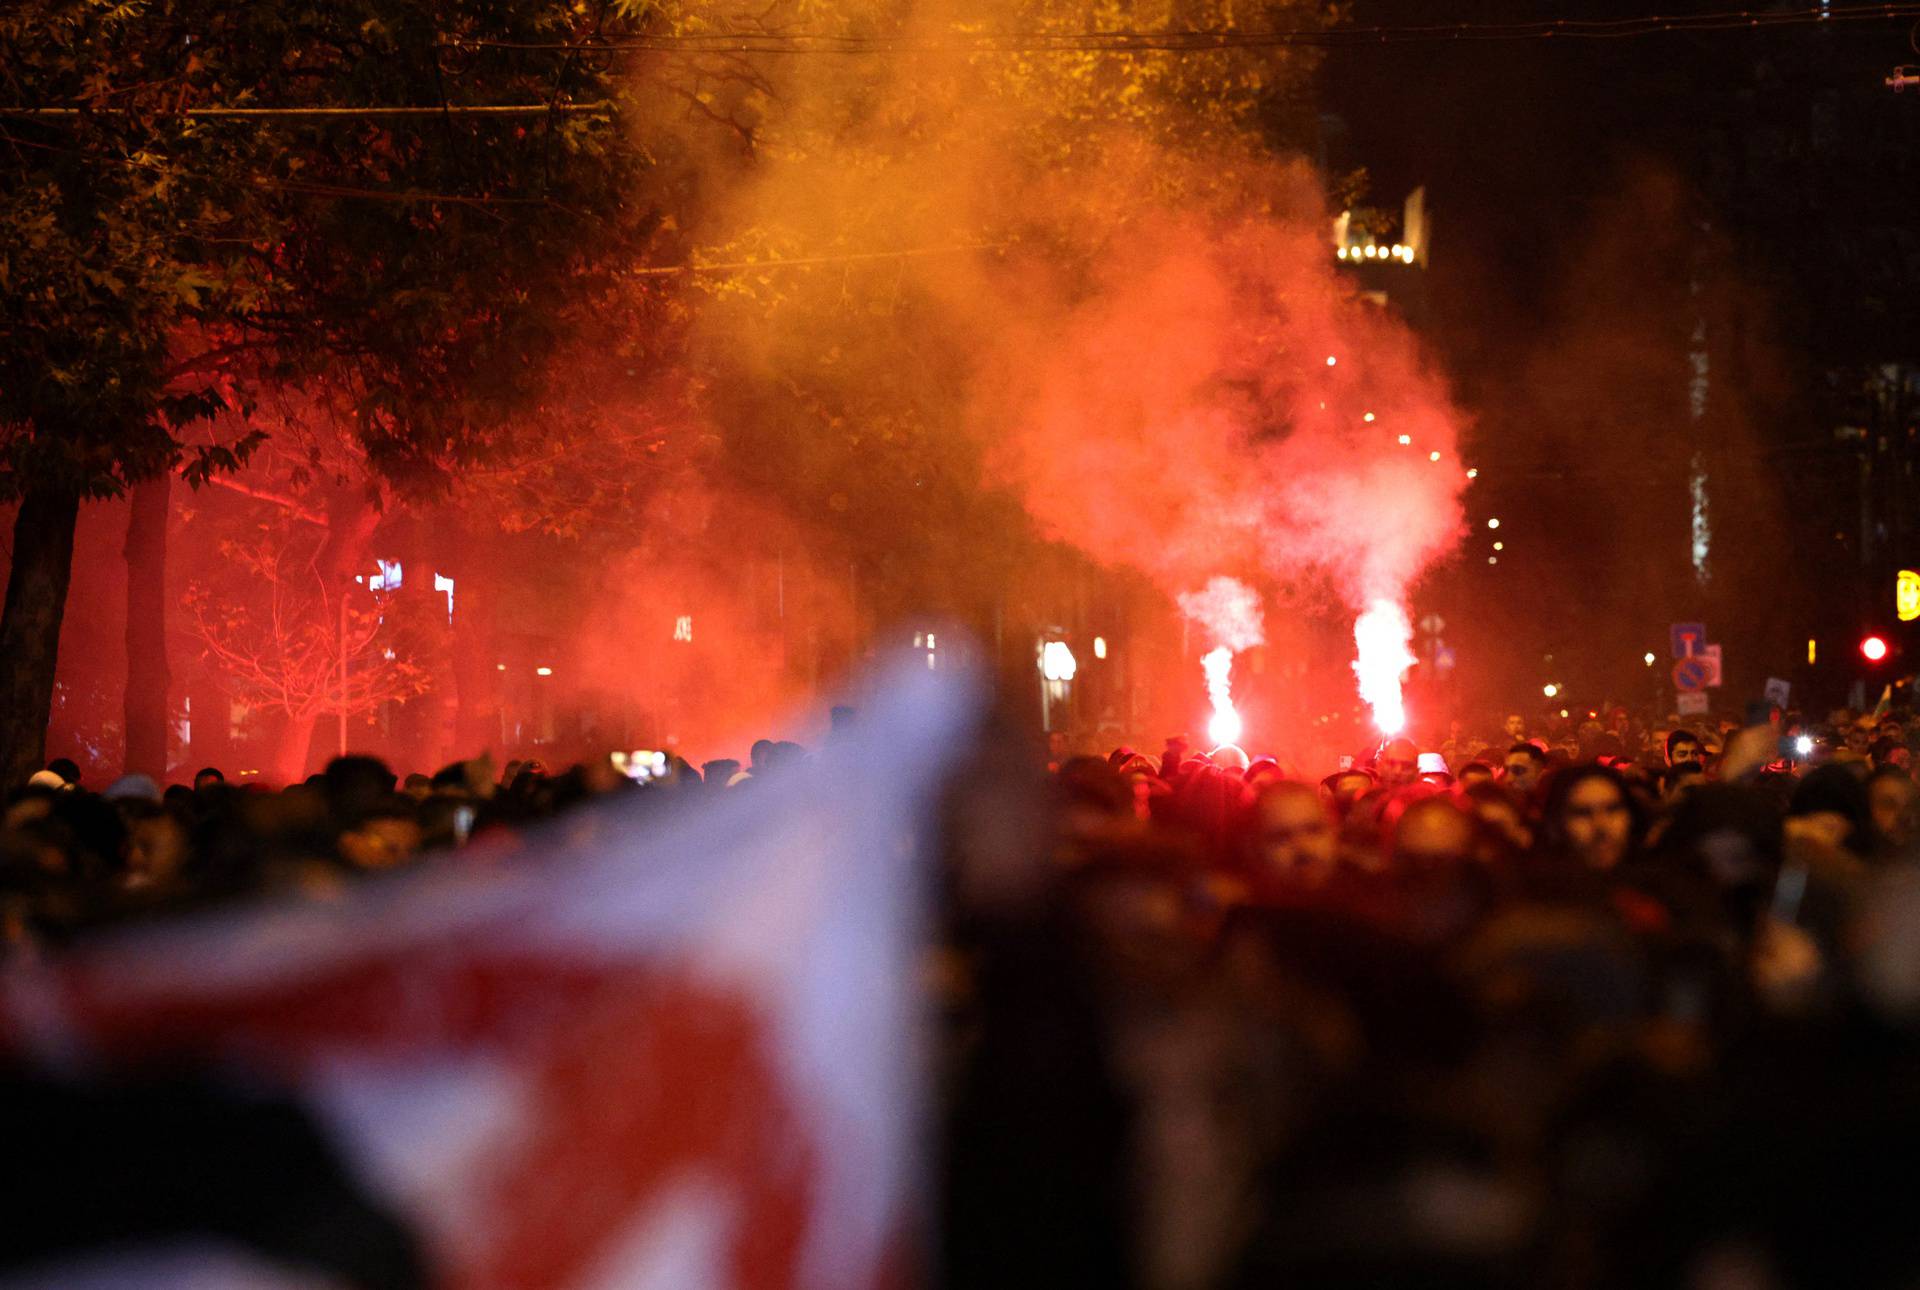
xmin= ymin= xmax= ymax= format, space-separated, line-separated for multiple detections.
xmin=1644 ymin=651 xmax=1657 ymax=666
xmin=1040 ymin=640 xmax=1078 ymax=682
xmin=1093 ymin=636 xmax=1108 ymax=659
xmin=1487 ymin=517 xmax=1501 ymax=530
xmin=1466 ymin=468 xmax=1479 ymax=480
xmin=1397 ymin=433 xmax=1413 ymax=446
xmin=1429 ymin=450 xmax=1442 ymax=462
xmin=535 ymin=666 xmax=553 ymax=677
xmin=1543 ymin=683 xmax=1559 ymax=698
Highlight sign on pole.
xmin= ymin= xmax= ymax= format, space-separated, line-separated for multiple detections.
xmin=1677 ymin=691 xmax=1710 ymax=716
xmin=1673 ymin=656 xmax=1712 ymax=692
xmin=1670 ymin=622 xmax=1707 ymax=659
xmin=1698 ymin=644 xmax=1723 ymax=688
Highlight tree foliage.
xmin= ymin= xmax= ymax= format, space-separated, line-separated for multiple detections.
xmin=0 ymin=0 xmax=658 ymax=499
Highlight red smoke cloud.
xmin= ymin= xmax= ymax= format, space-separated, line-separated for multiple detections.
xmin=978 ymin=185 xmax=1465 ymax=632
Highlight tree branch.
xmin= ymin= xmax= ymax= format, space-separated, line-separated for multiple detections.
xmin=203 ymin=473 xmax=327 ymax=525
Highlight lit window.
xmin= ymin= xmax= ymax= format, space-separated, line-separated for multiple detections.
xmin=1039 ymin=640 xmax=1077 ymax=682
xmin=673 ymin=615 xmax=693 ymax=643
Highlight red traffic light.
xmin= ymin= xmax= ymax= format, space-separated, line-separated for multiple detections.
xmin=1862 ymin=634 xmax=1890 ymax=662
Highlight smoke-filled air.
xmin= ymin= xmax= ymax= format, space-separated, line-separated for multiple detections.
xmin=680 ymin=0 xmax=1466 ymax=747
xmin=40 ymin=0 xmax=1468 ymax=778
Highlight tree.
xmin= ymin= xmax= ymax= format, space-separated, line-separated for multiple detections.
xmin=0 ymin=0 xmax=656 ymax=786
xmin=184 ymin=514 xmax=442 ymax=783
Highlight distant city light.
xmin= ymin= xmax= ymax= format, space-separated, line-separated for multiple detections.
xmin=1543 ymin=683 xmax=1559 ymax=698
xmin=1862 ymin=634 xmax=1890 ymax=662
xmin=673 ymin=614 xmax=693 ymax=642
xmin=495 ymin=663 xmax=505 ymax=671
xmin=1492 ymin=541 xmax=1503 ymax=551
xmin=1326 ymin=355 xmax=1338 ymax=367
xmin=1040 ymin=640 xmax=1078 ymax=682
xmin=1429 ymin=450 xmax=1442 ymax=462
xmin=1397 ymin=433 xmax=1412 ymax=446
xmin=1466 ymin=468 xmax=1479 ymax=479
xmin=1644 ymin=652 xmax=1657 ymax=666
xmin=535 ymin=666 xmax=553 ymax=677
xmin=1093 ymin=636 xmax=1108 ymax=659
xmin=1487 ymin=517 xmax=1501 ymax=529
xmin=1808 ymin=638 xmax=1818 ymax=665
xmin=1488 ymin=556 xmax=1498 ymax=565
xmin=1362 ymin=411 xmax=1376 ymax=422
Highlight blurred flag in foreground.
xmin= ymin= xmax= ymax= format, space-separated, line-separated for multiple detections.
xmin=0 ymin=657 xmax=977 ymax=1290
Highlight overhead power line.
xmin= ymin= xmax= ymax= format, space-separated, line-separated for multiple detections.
xmin=441 ymin=3 xmax=1920 ymax=54
xmin=0 ymin=102 xmax=614 ymax=121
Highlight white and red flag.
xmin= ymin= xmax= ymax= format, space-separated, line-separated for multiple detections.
xmin=1 ymin=658 xmax=977 ymax=1290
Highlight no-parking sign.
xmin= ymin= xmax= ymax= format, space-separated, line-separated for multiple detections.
xmin=1673 ymin=656 xmax=1713 ymax=691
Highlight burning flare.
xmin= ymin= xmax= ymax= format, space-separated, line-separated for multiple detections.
xmin=1179 ymin=577 xmax=1264 ymax=751
xmin=1353 ymin=599 xmax=1416 ymax=735
xmin=1201 ymin=646 xmax=1242 ymax=748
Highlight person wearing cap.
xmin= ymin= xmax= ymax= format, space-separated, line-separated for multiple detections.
xmin=103 ymin=774 xmax=161 ymax=804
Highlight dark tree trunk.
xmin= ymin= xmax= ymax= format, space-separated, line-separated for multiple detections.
xmin=123 ymin=473 xmax=172 ymax=778
xmin=0 ymin=483 xmax=83 ymax=789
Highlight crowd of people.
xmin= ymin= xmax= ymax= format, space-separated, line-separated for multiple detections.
xmin=945 ymin=701 xmax=1920 ymax=1289
xmin=5 ymin=696 xmax=1920 ymax=1287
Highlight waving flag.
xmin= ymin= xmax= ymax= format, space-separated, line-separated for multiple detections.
xmin=1 ymin=658 xmax=977 ymax=1290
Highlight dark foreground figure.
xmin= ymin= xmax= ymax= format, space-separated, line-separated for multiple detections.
xmin=2 ymin=704 xmax=1918 ymax=1288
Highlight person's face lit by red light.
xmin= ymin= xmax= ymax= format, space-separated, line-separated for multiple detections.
xmin=1562 ymin=776 xmax=1633 ymax=871
xmin=1379 ymin=738 xmax=1419 ymax=786
xmin=1666 ymin=735 xmax=1702 ymax=767
xmin=1503 ymin=751 xmax=1543 ymax=795
xmin=1503 ymin=714 xmax=1526 ymax=740
xmin=1457 ymin=763 xmax=1494 ymax=788
xmin=1256 ymin=786 xmax=1338 ymax=880
xmin=1871 ymin=773 xmax=1918 ymax=850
